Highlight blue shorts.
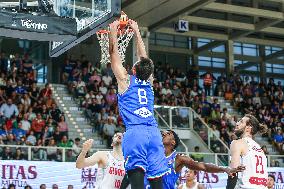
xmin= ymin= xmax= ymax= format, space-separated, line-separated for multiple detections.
xmin=122 ymin=125 xmax=169 ymax=179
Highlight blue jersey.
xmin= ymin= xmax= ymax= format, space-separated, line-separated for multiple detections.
xmin=117 ymin=75 xmax=157 ymax=129
xmin=145 ymin=151 xmax=180 ymax=189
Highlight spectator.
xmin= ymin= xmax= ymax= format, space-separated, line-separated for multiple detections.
xmin=58 ymin=135 xmax=72 ymax=148
xmin=67 ymin=185 xmax=74 ymax=189
xmin=20 ymin=113 xmax=31 ymax=132
xmin=103 ymin=118 xmax=116 ymax=148
xmin=66 ymin=150 xmax=76 ymax=162
xmin=273 ymin=129 xmax=283 ymax=152
xmin=1 ymin=147 xmax=13 ymax=160
xmin=33 ymin=139 xmax=47 ymax=161
xmin=40 ymin=83 xmax=52 ymax=99
xmin=47 ymin=138 xmax=58 ymax=161
xmin=49 ymin=103 xmax=62 ymax=122
xmin=191 ymin=146 xmax=204 ymax=162
xmin=72 ymin=138 xmax=81 ymax=157
xmin=26 ymin=131 xmax=37 ymax=146
xmin=57 ymin=115 xmax=68 ymax=137
xmin=0 ymin=98 xmax=19 ymax=119
xmin=14 ymin=148 xmax=26 ymax=160
xmin=40 ymin=184 xmax=46 ymax=189
xmin=200 ymin=72 xmax=215 ymax=96
xmin=31 ymin=113 xmax=45 ymax=139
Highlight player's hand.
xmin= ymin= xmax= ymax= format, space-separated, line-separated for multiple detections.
xmin=82 ymin=139 xmax=93 ymax=153
xmin=128 ymin=19 xmax=139 ymax=33
xmin=109 ymin=20 xmax=120 ymax=35
xmin=225 ymin=165 xmax=246 ymax=176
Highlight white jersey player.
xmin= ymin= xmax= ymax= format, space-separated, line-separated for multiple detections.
xmin=76 ymin=133 xmax=129 ymax=189
xmin=230 ymin=114 xmax=268 ymax=189
xmin=178 ymin=169 xmax=204 ymax=189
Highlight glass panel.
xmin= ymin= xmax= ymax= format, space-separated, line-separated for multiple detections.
xmin=53 ymin=0 xmax=112 ymax=32
xmin=199 ymin=60 xmax=211 ymax=67
xmin=234 ymin=46 xmax=242 ymax=54
xmin=171 ymin=107 xmax=190 ymax=128
xmin=212 ymin=45 xmax=225 ymax=52
xmin=156 ymin=40 xmax=174 ymax=47
xmin=213 ymin=63 xmax=225 ymax=68
xmin=246 ymin=66 xmax=258 ymax=71
xmin=193 ymin=113 xmax=229 ymax=156
xmin=273 ymin=68 xmax=284 ymax=74
xmin=156 ymin=33 xmax=174 ymax=40
xmin=154 ymin=106 xmax=170 ymax=129
xmin=174 ymin=42 xmax=188 ymax=48
xmin=243 ymin=47 xmax=257 ymax=56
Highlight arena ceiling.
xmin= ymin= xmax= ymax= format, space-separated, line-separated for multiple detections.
xmin=122 ymin=0 xmax=284 ymax=65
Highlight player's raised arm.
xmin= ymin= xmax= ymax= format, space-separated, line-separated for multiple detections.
xmin=76 ymin=139 xmax=106 ymax=169
xmin=176 ymin=154 xmax=245 ymax=175
xmin=129 ymin=20 xmax=147 ymax=59
xmin=109 ymin=20 xmax=128 ymax=83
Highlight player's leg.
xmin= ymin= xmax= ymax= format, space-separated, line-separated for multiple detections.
xmin=149 ymin=178 xmax=163 ymax=189
xmin=127 ymin=168 xmax=145 ymax=189
xmin=120 ymin=174 xmax=130 ymax=189
xmin=146 ymin=126 xmax=169 ymax=189
xmin=122 ymin=126 xmax=148 ymax=188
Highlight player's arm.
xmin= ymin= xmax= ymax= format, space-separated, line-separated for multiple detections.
xmin=176 ymin=154 xmax=244 ymax=174
xmin=129 ymin=20 xmax=154 ymax=84
xmin=230 ymin=140 xmax=242 ymax=168
xmin=76 ymin=139 xmax=106 ymax=169
xmin=109 ymin=20 xmax=128 ymax=83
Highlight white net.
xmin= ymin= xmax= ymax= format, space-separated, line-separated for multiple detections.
xmin=97 ymin=26 xmax=134 ymax=64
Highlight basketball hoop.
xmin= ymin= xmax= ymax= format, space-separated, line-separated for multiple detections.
xmin=96 ymin=12 xmax=134 ymax=65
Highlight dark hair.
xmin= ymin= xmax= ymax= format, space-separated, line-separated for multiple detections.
xmin=268 ymin=174 xmax=275 ymax=182
xmin=245 ymin=114 xmax=268 ymax=135
xmin=75 ymin=138 xmax=80 ymax=142
xmin=167 ymin=130 xmax=180 ymax=149
xmin=134 ymin=57 xmax=154 ymax=81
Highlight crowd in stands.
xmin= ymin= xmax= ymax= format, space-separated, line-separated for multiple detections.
xmin=0 ymin=53 xmax=81 ymax=161
xmin=62 ymin=56 xmax=284 ymax=159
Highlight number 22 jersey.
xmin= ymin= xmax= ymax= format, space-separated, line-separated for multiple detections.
xmin=117 ymin=75 xmax=157 ymax=129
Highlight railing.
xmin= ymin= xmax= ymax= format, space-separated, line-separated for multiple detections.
xmin=154 ymin=108 xmax=189 ymax=154
xmin=0 ymin=144 xmax=108 ymax=162
xmin=154 ymin=105 xmax=229 ymax=154
xmin=1 ymin=144 xmax=283 ymax=167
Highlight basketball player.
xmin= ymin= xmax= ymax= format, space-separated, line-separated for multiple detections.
xmin=109 ymin=19 xmax=168 ymax=189
xmin=76 ymin=133 xmax=128 ymax=189
xmin=227 ymin=114 xmax=268 ymax=189
xmin=178 ymin=169 xmax=205 ymax=189
xmin=120 ymin=130 xmax=245 ymax=189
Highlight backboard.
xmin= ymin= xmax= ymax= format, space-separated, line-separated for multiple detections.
xmin=49 ymin=0 xmax=121 ymax=57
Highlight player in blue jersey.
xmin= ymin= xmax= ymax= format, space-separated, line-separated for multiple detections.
xmin=121 ymin=130 xmax=245 ymax=189
xmin=109 ymin=20 xmax=169 ymax=189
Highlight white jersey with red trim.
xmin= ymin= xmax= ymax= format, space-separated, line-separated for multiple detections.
xmin=96 ymin=152 xmax=127 ymax=189
xmin=237 ymin=137 xmax=268 ymax=189
xmin=180 ymin=182 xmax=199 ymax=189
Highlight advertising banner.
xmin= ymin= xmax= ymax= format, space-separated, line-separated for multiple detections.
xmin=1 ymin=161 xmax=284 ymax=188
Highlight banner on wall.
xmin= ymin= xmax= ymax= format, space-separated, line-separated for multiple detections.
xmin=1 ymin=161 xmax=284 ymax=189
xmin=179 ymin=167 xmax=284 ymax=189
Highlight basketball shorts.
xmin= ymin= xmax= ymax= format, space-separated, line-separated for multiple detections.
xmin=122 ymin=125 xmax=169 ymax=179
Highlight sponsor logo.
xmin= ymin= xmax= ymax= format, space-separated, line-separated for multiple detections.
xmin=20 ymin=19 xmax=48 ymax=30
xmin=134 ymin=107 xmax=152 ymax=118
xmin=81 ymin=168 xmax=97 ymax=188
xmin=0 ymin=164 xmax=37 ymax=188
